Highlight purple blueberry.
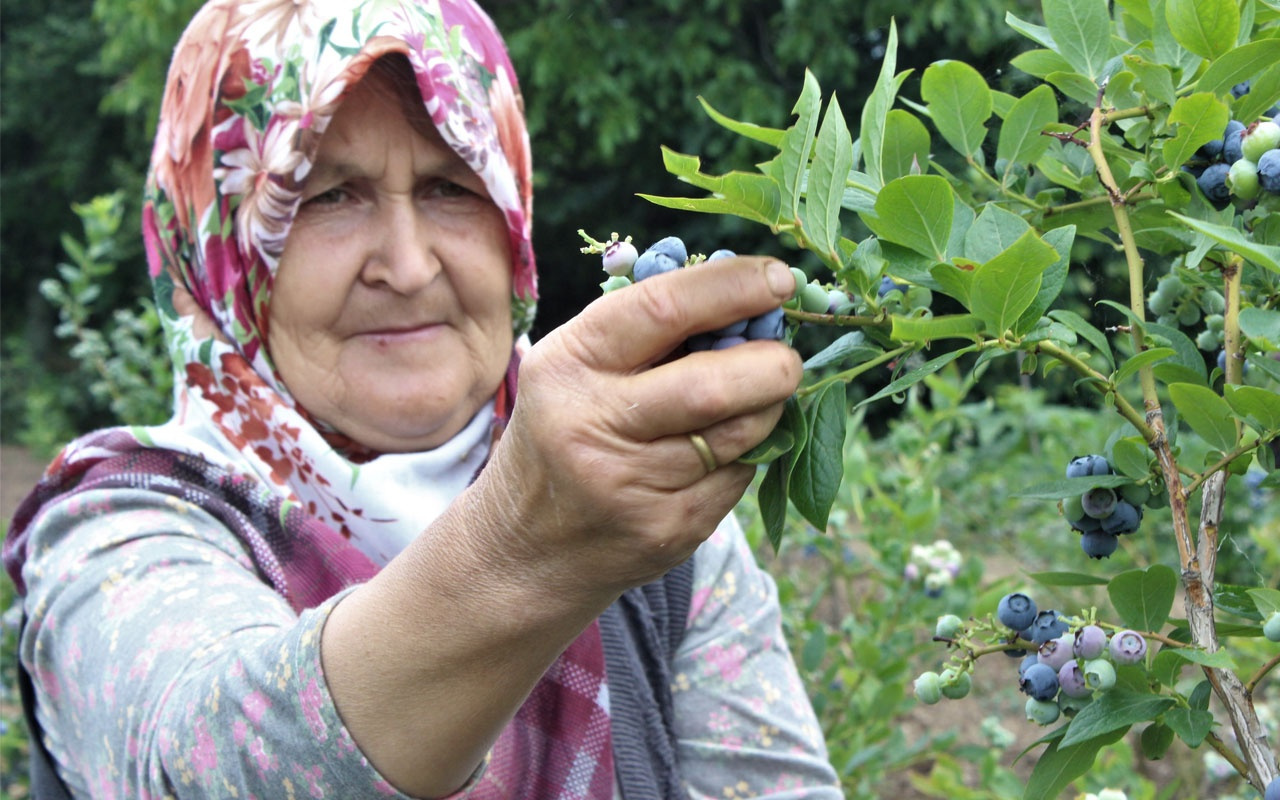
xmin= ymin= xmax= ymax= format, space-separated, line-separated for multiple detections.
xmin=1028 ymin=610 xmax=1070 ymax=644
xmin=686 ymin=333 xmax=718 ymax=352
xmin=1037 ymin=633 xmax=1075 ymax=671
xmin=706 ymin=248 xmax=736 ymax=261
xmin=1058 ymin=661 xmax=1092 ymax=698
xmin=1109 ymin=629 xmax=1148 ymax=664
xmin=878 ymin=275 xmax=909 ymax=298
xmin=711 ymin=335 xmax=748 ymax=350
xmin=1080 ymin=530 xmax=1119 ymax=559
xmin=744 ymin=307 xmax=786 ymax=340
xmin=1073 ymin=624 xmax=1107 ymax=659
xmin=646 ymin=235 xmax=687 ymax=265
xmin=1020 ymin=662 xmax=1060 ymax=701
xmin=1100 ymin=500 xmax=1142 ymax=535
xmin=1019 ymin=653 xmax=1041 ymax=677
xmin=1231 ymin=80 xmax=1251 ymax=99
xmin=1066 ymin=454 xmax=1112 ymax=478
xmin=1069 ymin=514 xmax=1103 ymax=534
xmin=1197 ymin=162 xmax=1232 ymax=208
xmin=601 ymin=240 xmax=638 ymax=276
xmin=633 ymin=250 xmax=680 ymax=282
xmin=1265 ymin=776 xmax=1280 ymax=800
xmin=1081 ymin=487 xmax=1118 ymax=519
xmin=1259 ymin=149 xmax=1280 ymax=194
xmin=998 ymin=592 xmax=1038 ymax=631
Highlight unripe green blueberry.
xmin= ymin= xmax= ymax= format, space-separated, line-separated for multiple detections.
xmin=1201 ymin=289 xmax=1225 ymax=315
xmin=914 ymin=671 xmax=943 ymax=704
xmin=1025 ymin=697 xmax=1061 ymax=725
xmin=1263 ymin=610 xmax=1280 ymax=642
xmin=935 ymin=614 xmax=964 ymax=639
xmin=1196 ymin=329 xmax=1221 ymax=351
xmin=1227 ymin=158 xmax=1261 ymax=201
xmin=1242 ymin=120 xmax=1280 ymax=163
xmin=785 ymin=267 xmax=808 ymax=308
xmin=1148 ymin=288 xmax=1176 ymax=316
xmin=1063 ymin=494 xmax=1086 ymax=522
xmin=905 ymin=286 xmax=934 ymax=309
xmin=799 ymin=282 xmax=830 ymax=313
xmin=600 ymin=275 xmax=632 ymax=293
xmin=1205 ymin=313 xmax=1225 ymax=332
xmin=1177 ymin=302 xmax=1202 ymax=327
xmin=1084 ymin=658 xmax=1117 ymax=691
xmin=1118 ymin=482 xmax=1151 ymax=507
xmin=939 ymin=668 xmax=972 ymax=699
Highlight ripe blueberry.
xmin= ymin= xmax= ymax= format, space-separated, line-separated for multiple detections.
xmin=1081 ymin=530 xmax=1119 ymax=559
xmin=1109 ymin=629 xmax=1148 ymax=664
xmin=646 ymin=235 xmax=687 ymax=265
xmin=1073 ymin=624 xmax=1108 ymax=660
xmin=1081 ymin=487 xmax=1118 ymax=519
xmin=997 ymin=592 xmax=1038 ymax=631
xmin=711 ymin=335 xmax=748 ymax=350
xmin=744 ymin=307 xmax=786 ymax=341
xmin=1197 ymin=162 xmax=1232 ymax=208
xmin=1028 ymin=610 xmax=1069 ymax=644
xmin=686 ymin=333 xmax=718 ymax=352
xmin=1265 ymin=776 xmax=1280 ymax=800
xmin=1020 ymin=662 xmax=1060 ymax=701
xmin=878 ymin=275 xmax=909 ymax=299
xmin=1066 ymin=454 xmax=1112 ymax=478
xmin=706 ymin=248 xmax=736 ymax=261
xmin=1019 ymin=653 xmax=1041 ymax=678
xmin=1222 ymin=120 xmax=1247 ymax=164
xmin=1258 ymin=148 xmax=1280 ymax=194
xmin=1100 ymin=500 xmax=1142 ymax=535
xmin=714 ymin=319 xmax=749 ymax=337
xmin=633 ymin=250 xmax=680 ymax=282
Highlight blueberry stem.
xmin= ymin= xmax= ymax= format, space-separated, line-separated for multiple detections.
xmin=1246 ymin=652 xmax=1280 ymax=694
xmin=796 ymin=344 xmax=913 ymax=399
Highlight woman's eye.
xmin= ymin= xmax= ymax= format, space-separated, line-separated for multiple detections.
xmin=305 ymin=187 xmax=348 ymax=205
xmin=429 ymin=180 xmax=471 ymax=199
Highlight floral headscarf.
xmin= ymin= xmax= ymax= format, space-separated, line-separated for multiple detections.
xmin=124 ymin=0 xmax=542 ymax=562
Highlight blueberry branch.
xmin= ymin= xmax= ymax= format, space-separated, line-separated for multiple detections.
xmin=784 ymin=308 xmax=890 ymax=328
xmin=796 ymin=345 xmax=913 ymax=399
xmin=1246 ymin=652 xmax=1280 ymax=694
xmin=1031 ymin=340 xmax=1155 ymax=440
xmin=1185 ymin=438 xmax=1274 ymax=496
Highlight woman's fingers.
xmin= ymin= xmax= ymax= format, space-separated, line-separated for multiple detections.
xmin=562 ymin=256 xmax=796 ymax=372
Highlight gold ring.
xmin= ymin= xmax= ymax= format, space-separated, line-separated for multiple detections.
xmin=688 ymin=433 xmax=718 ymax=473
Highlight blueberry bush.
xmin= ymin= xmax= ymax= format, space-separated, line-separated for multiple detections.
xmin=586 ymin=1 xmax=1280 ymax=796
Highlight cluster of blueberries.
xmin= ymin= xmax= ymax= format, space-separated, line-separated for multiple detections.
xmin=994 ymin=592 xmax=1150 ymax=726
xmin=1190 ymin=82 xmax=1280 ymax=208
xmin=1062 ymin=454 xmax=1158 ymax=559
xmin=599 ymin=235 xmax=786 ymax=348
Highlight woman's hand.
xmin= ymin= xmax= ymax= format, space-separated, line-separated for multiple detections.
xmin=478 ymin=255 xmax=803 ymax=601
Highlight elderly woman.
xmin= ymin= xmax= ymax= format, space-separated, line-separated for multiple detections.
xmin=5 ymin=1 xmax=839 ymax=797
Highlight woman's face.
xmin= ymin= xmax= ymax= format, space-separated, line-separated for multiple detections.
xmin=268 ymin=68 xmax=514 ymax=453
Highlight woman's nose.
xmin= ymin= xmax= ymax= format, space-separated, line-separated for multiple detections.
xmin=359 ymin=200 xmax=440 ymax=294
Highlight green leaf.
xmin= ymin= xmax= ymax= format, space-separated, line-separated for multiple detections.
xmin=1248 ymin=588 xmax=1280 ymax=616
xmin=769 ymin=70 xmax=822 ymax=225
xmin=1011 ymin=49 xmax=1075 ymax=79
xmin=644 ymin=147 xmax=782 ymax=226
xmin=1165 ymin=647 xmax=1237 ymax=669
xmin=695 ymin=96 xmax=785 ymax=147
xmin=1223 ymin=385 xmax=1280 ymax=434
xmin=964 ymin=205 xmax=1032 ymax=264
xmin=1023 ymin=727 xmax=1128 ymax=800
xmin=802 ymin=332 xmax=882 ymax=371
xmin=1146 ymin=321 xmax=1209 ymax=384
xmin=1140 ymin=722 xmax=1176 ymax=760
xmin=1043 ymin=0 xmax=1113 ymax=81
xmin=1060 ymin=690 xmax=1176 ymax=747
xmin=997 ymin=84 xmax=1059 ymax=166
xmin=970 ymin=229 xmax=1057 ymax=336
xmin=1163 ymin=707 xmax=1216 ymax=747
xmin=855 ymin=347 xmax=974 ymax=409
xmin=1239 ymin=307 xmax=1280 ymax=348
xmin=1167 ymin=382 xmax=1238 ymax=453
xmin=1234 ymin=62 xmax=1280 ymax=124
xmin=1028 ymin=571 xmax=1111 ymax=587
xmin=890 ymin=314 xmax=985 ymax=343
xmin=1124 ymin=55 xmax=1176 ymax=108
xmin=790 ymin=383 xmax=848 ymax=530
xmin=1005 ymin=13 xmax=1057 ymax=50
xmin=1161 ymin=93 xmax=1231 ymax=171
xmin=863 ymin=175 xmax=955 ymax=262
xmin=880 ymin=109 xmax=931 ymax=183
xmin=1014 ymin=474 xmax=1133 ymax=500
xmin=1110 ymin=436 xmax=1150 ymax=480
xmin=758 ymin=457 xmax=788 ymax=551
xmin=1195 ymin=39 xmax=1280 ymax=98
xmin=739 ymin=422 xmax=796 ymax=465
xmin=1109 ymin=565 xmax=1178 ymax=633
xmin=920 ymin=60 xmax=992 ymax=159
xmin=1165 ymin=0 xmax=1240 ymax=60
xmin=1049 ymin=308 xmax=1114 ymax=370
xmin=860 ymin=21 xmax=906 ymax=190
xmin=1115 ymin=348 xmax=1176 ymax=385
xmin=930 ymin=262 xmax=975 ymax=307
xmin=802 ymin=93 xmax=854 ymax=264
